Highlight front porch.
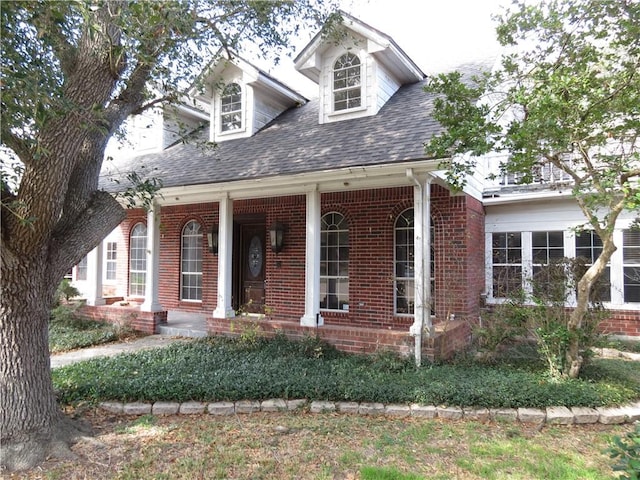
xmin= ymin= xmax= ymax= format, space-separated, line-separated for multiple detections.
xmin=78 ymin=303 xmax=471 ymax=362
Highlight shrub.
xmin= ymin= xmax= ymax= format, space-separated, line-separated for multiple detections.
xmin=55 ymin=278 xmax=81 ymax=305
xmin=477 ymin=258 xmax=607 ymax=378
xmin=607 ymin=423 xmax=640 ymax=480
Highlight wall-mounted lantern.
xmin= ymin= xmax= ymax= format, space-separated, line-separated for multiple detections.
xmin=269 ymin=222 xmax=286 ymax=253
xmin=207 ymin=225 xmax=219 ymax=254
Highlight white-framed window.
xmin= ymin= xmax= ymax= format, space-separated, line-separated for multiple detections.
xmin=320 ymin=212 xmax=349 ymax=311
xmin=333 ymin=53 xmax=361 ymax=111
xmin=575 ymin=230 xmax=611 ymax=302
xmin=492 ymin=232 xmax=522 ymax=298
xmin=220 ymin=82 xmax=242 ymax=132
xmin=623 ymin=229 xmax=640 ymax=303
xmin=129 ymin=223 xmax=147 ymax=297
xmin=181 ymin=220 xmax=203 ymax=301
xmin=394 ymin=209 xmax=436 ymax=316
xmin=394 ymin=209 xmax=414 ymax=315
xmin=76 ymin=255 xmax=88 ymax=281
xmin=531 ymin=231 xmax=564 ymax=297
xmin=105 ymin=242 xmax=117 ymax=282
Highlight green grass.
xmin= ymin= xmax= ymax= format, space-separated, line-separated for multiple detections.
xmin=52 ymin=333 xmax=640 ymax=408
xmin=34 ymin=412 xmax=632 ymax=479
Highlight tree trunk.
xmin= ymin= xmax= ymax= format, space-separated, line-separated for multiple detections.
xmin=565 ymin=235 xmax=617 ymax=379
xmin=0 ymin=254 xmax=86 ymax=471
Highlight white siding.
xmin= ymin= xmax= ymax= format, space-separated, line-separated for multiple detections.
xmin=375 ymin=64 xmax=401 ymax=112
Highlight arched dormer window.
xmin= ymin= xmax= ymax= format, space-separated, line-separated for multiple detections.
xmin=333 ymin=53 xmax=361 ymax=111
xmin=220 ymin=82 xmax=242 ymax=132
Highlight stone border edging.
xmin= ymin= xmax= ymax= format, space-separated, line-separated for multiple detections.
xmin=99 ymin=399 xmax=640 ymax=425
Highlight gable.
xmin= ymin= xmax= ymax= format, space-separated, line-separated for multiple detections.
xmin=294 ymin=11 xmax=424 ymax=124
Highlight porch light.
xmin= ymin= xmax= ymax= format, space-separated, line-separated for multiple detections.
xmin=207 ymin=225 xmax=219 ymax=254
xmin=269 ymin=222 xmax=286 ymax=253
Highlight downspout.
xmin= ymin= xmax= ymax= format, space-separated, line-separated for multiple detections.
xmin=406 ymin=169 xmax=432 ymax=367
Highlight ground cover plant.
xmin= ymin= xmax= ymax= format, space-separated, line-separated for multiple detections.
xmin=8 ymin=409 xmax=634 ymax=479
xmin=49 ymin=304 xmax=137 ymax=354
xmin=52 ymin=334 xmax=640 ymax=409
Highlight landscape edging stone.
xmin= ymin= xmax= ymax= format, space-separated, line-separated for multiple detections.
xmin=100 ymin=400 xmax=640 ymax=425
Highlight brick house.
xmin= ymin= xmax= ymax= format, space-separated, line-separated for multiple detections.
xmin=74 ymin=13 xmax=640 ymax=362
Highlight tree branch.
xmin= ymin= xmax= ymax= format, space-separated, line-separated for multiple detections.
xmin=49 ymin=190 xmax=125 ymax=279
xmin=0 ymin=130 xmax=34 ymax=167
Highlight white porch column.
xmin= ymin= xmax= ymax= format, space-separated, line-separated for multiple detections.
xmin=141 ymin=203 xmax=163 ymax=312
xmin=213 ymin=195 xmax=235 ymax=318
xmin=412 ymin=173 xmax=432 ymax=336
xmin=84 ymin=244 xmax=105 ymax=306
xmin=300 ymin=187 xmax=324 ymax=327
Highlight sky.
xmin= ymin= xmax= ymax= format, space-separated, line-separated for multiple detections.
xmin=259 ymin=0 xmax=510 ymax=98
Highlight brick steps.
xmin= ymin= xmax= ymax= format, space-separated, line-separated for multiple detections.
xmin=100 ymin=399 xmax=640 ymax=425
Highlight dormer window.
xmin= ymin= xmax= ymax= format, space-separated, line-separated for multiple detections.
xmin=333 ymin=53 xmax=361 ymax=111
xmin=220 ymin=82 xmax=242 ymax=132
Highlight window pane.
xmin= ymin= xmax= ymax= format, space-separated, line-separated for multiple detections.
xmin=129 ymin=224 xmax=147 ymax=296
xmin=320 ymin=213 xmax=349 ymax=310
xmin=181 ymin=221 xmax=202 ymax=301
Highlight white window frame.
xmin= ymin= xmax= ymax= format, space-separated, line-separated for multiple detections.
xmin=180 ymin=220 xmax=203 ymax=302
xmin=575 ymin=230 xmax=611 ymax=303
xmin=219 ymin=82 xmax=243 ymax=134
xmin=104 ymin=241 xmax=118 ymax=283
xmin=394 ymin=209 xmax=414 ymax=315
xmin=75 ymin=255 xmax=88 ymax=281
xmin=332 ymin=53 xmax=362 ymax=113
xmin=320 ymin=212 xmax=349 ymax=312
xmin=490 ymin=232 xmax=523 ymax=299
xmin=622 ymin=229 xmax=640 ymax=303
xmin=129 ymin=223 xmax=147 ymax=297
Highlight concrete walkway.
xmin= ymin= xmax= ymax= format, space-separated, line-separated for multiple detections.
xmin=50 ymin=334 xmax=191 ymax=369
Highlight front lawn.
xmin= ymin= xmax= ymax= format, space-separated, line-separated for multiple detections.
xmin=52 ymin=334 xmax=640 ymax=408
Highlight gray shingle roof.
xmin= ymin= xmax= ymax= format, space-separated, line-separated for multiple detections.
xmin=100 ymin=59 xmax=495 ymax=192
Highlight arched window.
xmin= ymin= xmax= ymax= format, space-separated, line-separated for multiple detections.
xmin=320 ymin=212 xmax=349 ymax=310
xmin=129 ymin=223 xmax=147 ymax=297
xmin=181 ymin=220 xmax=203 ymax=301
xmin=395 ymin=209 xmax=414 ymax=314
xmin=394 ymin=209 xmax=436 ymax=315
xmin=333 ymin=53 xmax=361 ymax=111
xmin=220 ymin=82 xmax=242 ymax=132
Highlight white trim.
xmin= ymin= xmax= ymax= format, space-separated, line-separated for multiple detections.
xmin=213 ymin=196 xmax=235 ymax=319
xmin=84 ymin=245 xmax=105 ymax=306
xmin=300 ymin=188 xmax=324 ymax=327
xmin=141 ymin=205 xmax=163 ymax=312
xmin=155 ymin=159 xmax=440 ymax=207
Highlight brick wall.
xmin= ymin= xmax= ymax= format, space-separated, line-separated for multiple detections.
xmin=599 ymin=310 xmax=640 ymax=337
xmin=158 ymin=203 xmax=219 ymax=313
xmin=112 ymin=186 xmax=488 ymax=354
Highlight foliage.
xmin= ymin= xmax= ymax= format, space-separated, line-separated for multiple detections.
xmin=606 ymin=423 xmax=640 ymax=480
xmin=476 ymin=258 xmax=607 ymax=378
xmin=1 ymin=1 xmax=337 ymax=467
xmin=424 ymin=0 xmax=640 ymax=378
xmin=49 ymin=305 xmax=135 ymax=354
xmin=55 ymin=279 xmax=81 ymax=305
xmin=52 ymin=335 xmax=639 ymax=407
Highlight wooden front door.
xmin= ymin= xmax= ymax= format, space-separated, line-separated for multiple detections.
xmin=239 ymin=223 xmax=266 ymax=314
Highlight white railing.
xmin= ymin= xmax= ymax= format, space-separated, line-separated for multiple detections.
xmin=484 ymin=155 xmax=573 ymax=188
